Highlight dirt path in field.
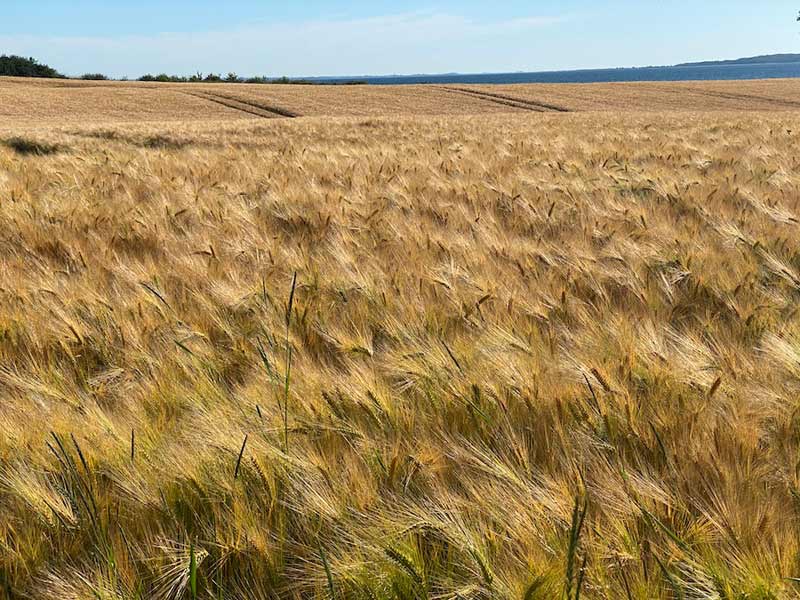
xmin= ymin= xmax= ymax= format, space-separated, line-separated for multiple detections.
xmin=185 ymin=91 xmax=299 ymax=118
xmin=438 ymin=86 xmax=570 ymax=113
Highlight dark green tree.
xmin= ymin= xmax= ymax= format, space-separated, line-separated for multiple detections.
xmin=0 ymin=55 xmax=64 ymax=78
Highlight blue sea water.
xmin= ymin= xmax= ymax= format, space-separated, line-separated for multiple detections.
xmin=314 ymin=62 xmax=800 ymax=85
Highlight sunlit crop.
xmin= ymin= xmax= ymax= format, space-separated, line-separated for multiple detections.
xmin=1 ymin=79 xmax=800 ymax=599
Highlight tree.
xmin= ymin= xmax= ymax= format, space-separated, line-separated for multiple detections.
xmin=0 ymin=55 xmax=64 ymax=78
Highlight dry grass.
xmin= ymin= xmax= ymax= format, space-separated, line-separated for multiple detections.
xmin=4 ymin=76 xmax=800 ymax=124
xmin=2 ymin=88 xmax=800 ymax=599
xmin=454 ymin=79 xmax=800 ymax=112
xmin=0 ymin=78 xmax=526 ymax=123
xmin=0 ymin=81 xmax=253 ymax=125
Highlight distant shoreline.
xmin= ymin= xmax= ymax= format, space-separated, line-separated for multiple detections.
xmin=311 ymin=60 xmax=800 ymax=86
xmin=313 ymin=53 xmax=800 ymax=83
xmin=676 ymin=53 xmax=800 ymax=67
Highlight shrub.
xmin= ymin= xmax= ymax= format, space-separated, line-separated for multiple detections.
xmin=139 ymin=73 xmax=188 ymax=83
xmin=80 ymin=73 xmax=110 ymax=80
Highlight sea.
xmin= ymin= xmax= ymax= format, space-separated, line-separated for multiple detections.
xmin=313 ymin=61 xmax=800 ymax=85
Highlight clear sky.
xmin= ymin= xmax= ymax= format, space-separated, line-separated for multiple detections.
xmin=2 ymin=1 xmax=799 ymax=78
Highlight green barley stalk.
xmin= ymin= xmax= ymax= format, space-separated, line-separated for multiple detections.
xmin=284 ymin=272 xmax=297 ymax=453
xmin=319 ymin=541 xmax=336 ymax=599
xmin=566 ymin=496 xmax=587 ymax=600
xmin=234 ymin=435 xmax=248 ymax=480
xmin=189 ymin=542 xmax=198 ymax=600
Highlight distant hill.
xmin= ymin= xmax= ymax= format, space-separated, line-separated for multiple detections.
xmin=0 ymin=55 xmax=64 ymax=78
xmin=677 ymin=53 xmax=800 ymax=67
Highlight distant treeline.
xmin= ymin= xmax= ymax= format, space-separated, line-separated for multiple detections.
xmin=137 ymin=73 xmax=319 ymax=84
xmin=137 ymin=73 xmax=367 ymax=85
xmin=0 ymin=55 xmax=365 ymax=85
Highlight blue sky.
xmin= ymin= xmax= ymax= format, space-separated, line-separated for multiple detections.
xmin=1 ymin=1 xmax=799 ymax=78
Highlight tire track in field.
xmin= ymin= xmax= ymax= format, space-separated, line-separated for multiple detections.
xmin=201 ymin=91 xmax=300 ymax=117
xmin=680 ymin=87 xmax=800 ymax=110
xmin=439 ymin=86 xmax=571 ymax=113
xmin=437 ymin=87 xmax=545 ymax=112
xmin=185 ymin=91 xmax=299 ymax=118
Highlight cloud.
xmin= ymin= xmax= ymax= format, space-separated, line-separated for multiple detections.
xmin=0 ymin=11 xmax=568 ymax=77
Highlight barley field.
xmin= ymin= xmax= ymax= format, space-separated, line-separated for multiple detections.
xmin=2 ymin=78 xmax=800 ymax=599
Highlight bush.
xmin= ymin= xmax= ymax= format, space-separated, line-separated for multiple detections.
xmin=139 ymin=73 xmax=188 ymax=83
xmin=0 ymin=55 xmax=64 ymax=78
xmin=80 ymin=73 xmax=109 ymax=80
